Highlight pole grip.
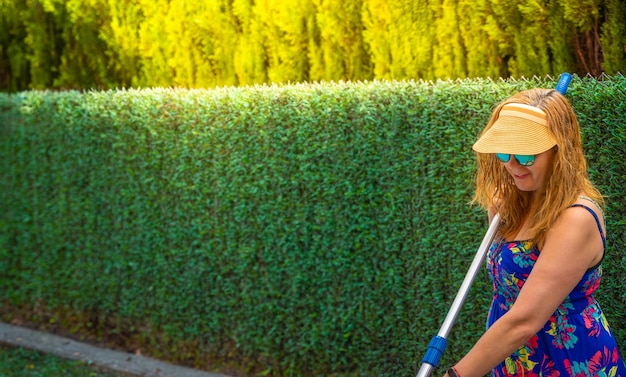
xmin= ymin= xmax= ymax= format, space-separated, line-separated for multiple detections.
xmin=421 ymin=336 xmax=448 ymax=366
xmin=416 ymin=336 xmax=447 ymax=377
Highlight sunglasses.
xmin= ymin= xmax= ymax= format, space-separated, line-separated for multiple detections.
xmin=495 ymin=153 xmax=535 ymax=166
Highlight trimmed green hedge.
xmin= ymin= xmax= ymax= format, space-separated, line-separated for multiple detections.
xmin=1 ymin=75 xmax=624 ymax=376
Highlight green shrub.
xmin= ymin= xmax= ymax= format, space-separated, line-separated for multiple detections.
xmin=1 ymin=75 xmax=624 ymax=376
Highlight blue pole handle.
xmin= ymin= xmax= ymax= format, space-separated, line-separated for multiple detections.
xmin=555 ymin=72 xmax=572 ymax=95
xmin=421 ymin=335 xmax=448 ymax=367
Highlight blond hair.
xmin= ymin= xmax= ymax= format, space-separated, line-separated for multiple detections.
xmin=473 ymin=88 xmax=604 ymax=246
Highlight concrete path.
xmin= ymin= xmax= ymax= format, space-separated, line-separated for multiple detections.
xmin=0 ymin=322 xmax=232 ymax=377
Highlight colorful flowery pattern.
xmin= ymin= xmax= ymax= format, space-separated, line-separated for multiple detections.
xmin=486 ymin=223 xmax=626 ymax=377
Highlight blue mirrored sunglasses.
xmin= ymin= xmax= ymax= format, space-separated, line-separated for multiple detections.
xmin=495 ymin=153 xmax=535 ymax=166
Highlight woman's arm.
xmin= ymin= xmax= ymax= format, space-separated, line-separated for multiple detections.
xmin=445 ymin=205 xmax=605 ymax=377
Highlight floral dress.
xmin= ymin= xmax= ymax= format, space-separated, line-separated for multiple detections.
xmin=486 ymin=204 xmax=626 ymax=377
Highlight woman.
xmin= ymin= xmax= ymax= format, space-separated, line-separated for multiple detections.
xmin=443 ymin=88 xmax=626 ymax=377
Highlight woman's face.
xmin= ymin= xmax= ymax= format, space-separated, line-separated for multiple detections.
xmin=500 ymin=148 xmax=556 ymax=192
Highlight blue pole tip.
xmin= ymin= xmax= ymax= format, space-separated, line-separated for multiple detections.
xmin=555 ymin=73 xmax=572 ymax=95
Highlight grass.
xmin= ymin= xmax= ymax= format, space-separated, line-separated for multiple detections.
xmin=0 ymin=344 xmax=131 ymax=377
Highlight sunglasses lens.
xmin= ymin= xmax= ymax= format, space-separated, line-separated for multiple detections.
xmin=495 ymin=153 xmax=535 ymax=166
xmin=515 ymin=155 xmax=535 ymax=166
xmin=495 ymin=153 xmax=510 ymax=163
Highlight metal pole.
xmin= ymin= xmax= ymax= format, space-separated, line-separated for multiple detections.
xmin=416 ymin=213 xmax=501 ymax=377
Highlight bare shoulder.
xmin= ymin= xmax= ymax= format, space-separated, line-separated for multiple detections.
xmin=543 ymin=199 xmax=605 ymax=268
xmin=553 ymin=198 xmax=604 ymax=234
xmin=571 ymin=196 xmax=606 ymax=235
xmin=556 ymin=205 xmax=601 ymax=229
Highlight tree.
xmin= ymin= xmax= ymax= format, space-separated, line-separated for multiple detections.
xmin=513 ymin=0 xmax=552 ymax=76
xmin=458 ymin=0 xmax=502 ymax=78
xmin=310 ymin=0 xmax=372 ymax=82
xmin=1 ymin=0 xmax=625 ymax=91
xmin=232 ymin=0 xmax=268 ymax=85
xmin=0 ymin=0 xmax=29 ymax=91
xmin=254 ymin=0 xmax=313 ymax=84
xmin=599 ymin=0 xmax=626 ymax=74
xmin=164 ymin=1 xmax=238 ymax=88
xmin=100 ymin=0 xmax=145 ymax=87
xmin=432 ymin=0 xmax=468 ymax=79
xmin=56 ymin=0 xmax=118 ymax=89
xmin=362 ymin=0 xmax=437 ymax=80
xmin=561 ymin=0 xmax=604 ymax=76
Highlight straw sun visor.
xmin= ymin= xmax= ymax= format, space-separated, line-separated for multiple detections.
xmin=472 ymin=103 xmax=558 ymax=155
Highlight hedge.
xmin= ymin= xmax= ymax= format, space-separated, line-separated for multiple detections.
xmin=0 ymin=75 xmax=624 ymax=376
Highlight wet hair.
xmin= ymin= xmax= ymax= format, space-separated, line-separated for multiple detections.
xmin=473 ymin=88 xmax=604 ymax=246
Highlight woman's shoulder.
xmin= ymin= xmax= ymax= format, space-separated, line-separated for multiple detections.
xmin=548 ymin=194 xmax=606 ymax=246
xmin=571 ymin=194 xmax=606 ymax=235
xmin=542 ymin=196 xmax=606 ymax=268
